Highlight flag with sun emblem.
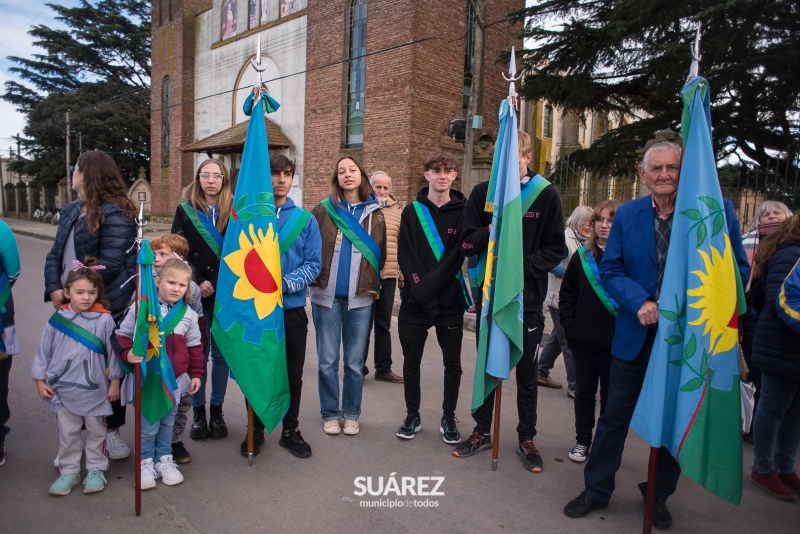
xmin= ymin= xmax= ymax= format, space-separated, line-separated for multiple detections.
xmin=211 ymin=90 xmax=289 ymax=432
xmin=630 ymin=76 xmax=746 ymax=505
xmin=130 ymin=241 xmax=179 ymax=424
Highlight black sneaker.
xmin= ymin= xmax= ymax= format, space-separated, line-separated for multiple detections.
xmin=239 ymin=430 xmax=266 ymax=457
xmin=518 ymin=440 xmax=543 ymax=472
xmin=564 ymin=491 xmax=608 ymax=518
xmin=279 ymin=428 xmax=312 ymax=458
xmin=439 ymin=417 xmax=460 ymax=444
xmin=190 ymin=406 xmax=209 ymax=440
xmin=171 ymin=441 xmax=192 ymax=464
xmin=452 ymin=431 xmax=491 ymax=457
xmin=396 ymin=414 xmax=421 ymax=439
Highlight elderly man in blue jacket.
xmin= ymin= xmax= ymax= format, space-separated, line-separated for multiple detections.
xmin=563 ymin=140 xmax=749 ymax=530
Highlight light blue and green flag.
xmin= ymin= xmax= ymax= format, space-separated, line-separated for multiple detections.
xmin=212 ymin=90 xmax=290 ymax=433
xmin=471 ymin=98 xmax=524 ymax=411
xmin=630 ymin=76 xmax=745 ymax=505
xmin=130 ymin=241 xmax=179 ymax=425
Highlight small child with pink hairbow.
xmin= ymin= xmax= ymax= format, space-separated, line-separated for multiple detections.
xmin=31 ymin=256 xmax=123 ymax=496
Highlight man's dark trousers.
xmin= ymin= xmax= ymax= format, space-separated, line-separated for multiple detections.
xmin=583 ymin=329 xmax=681 ymax=503
xmin=398 ymin=320 xmax=462 ymax=418
xmin=471 ymin=311 xmax=544 ymax=442
xmin=364 ymin=278 xmax=397 ymax=374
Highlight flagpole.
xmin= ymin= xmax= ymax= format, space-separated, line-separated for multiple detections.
xmin=486 ymin=47 xmax=523 ymax=472
xmin=133 ymin=202 xmax=146 ymax=516
xmin=491 ymin=382 xmax=502 ymax=471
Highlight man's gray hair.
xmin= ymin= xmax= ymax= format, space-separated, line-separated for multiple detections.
xmin=641 ymin=140 xmax=683 ymax=170
xmin=751 ymin=200 xmax=794 ymax=231
xmin=369 ymin=171 xmax=391 ymax=187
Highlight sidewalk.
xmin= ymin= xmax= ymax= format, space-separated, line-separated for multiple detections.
xmin=1 ymin=215 xmax=173 ymax=242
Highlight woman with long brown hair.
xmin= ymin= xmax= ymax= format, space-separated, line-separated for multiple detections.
xmin=309 ymin=155 xmax=385 ymax=436
xmin=749 ymin=213 xmax=800 ymax=500
xmin=171 ymin=158 xmax=233 ymax=442
xmin=559 ymin=199 xmax=621 ymax=463
xmin=44 ymin=150 xmax=138 ymax=462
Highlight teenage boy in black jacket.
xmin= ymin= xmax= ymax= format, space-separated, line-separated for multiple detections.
xmin=455 ymin=130 xmax=565 ymax=472
xmin=396 ymin=152 xmax=468 ymax=444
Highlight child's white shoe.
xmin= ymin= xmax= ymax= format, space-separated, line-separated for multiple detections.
xmin=155 ymin=454 xmax=184 ymax=486
xmin=140 ymin=458 xmax=157 ymax=490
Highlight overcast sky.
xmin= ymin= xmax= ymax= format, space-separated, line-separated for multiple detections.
xmin=0 ymin=0 xmax=81 ymax=159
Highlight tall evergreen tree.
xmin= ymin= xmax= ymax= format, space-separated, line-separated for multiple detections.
xmin=2 ymin=0 xmax=150 ymax=184
xmin=516 ymin=0 xmax=799 ymax=172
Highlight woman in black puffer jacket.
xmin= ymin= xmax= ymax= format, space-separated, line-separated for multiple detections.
xmin=749 ymin=213 xmax=800 ymax=501
xmin=44 ymin=150 xmax=137 ymax=460
xmin=559 ymin=199 xmax=620 ymax=464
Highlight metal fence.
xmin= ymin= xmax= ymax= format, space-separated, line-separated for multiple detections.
xmin=546 ymin=155 xmax=800 ymax=233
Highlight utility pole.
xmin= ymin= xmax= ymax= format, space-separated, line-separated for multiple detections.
xmin=66 ymin=111 xmax=71 ymax=203
xmin=462 ymin=0 xmax=486 ymax=195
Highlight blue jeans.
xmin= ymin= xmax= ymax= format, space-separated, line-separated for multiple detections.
xmin=538 ymin=306 xmax=575 ymax=389
xmin=192 ymin=302 xmax=230 ymax=407
xmin=752 ymin=372 xmax=800 ymax=475
xmin=141 ymin=404 xmax=178 ymax=462
xmin=312 ymin=298 xmax=371 ymax=421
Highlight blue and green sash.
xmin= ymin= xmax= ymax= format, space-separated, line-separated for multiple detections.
xmin=163 ymin=299 xmax=187 ymax=336
xmin=48 ymin=311 xmax=107 ymax=355
xmin=181 ymin=201 xmax=223 ymax=258
xmin=471 ymin=175 xmax=551 ymax=288
xmin=577 ymin=245 xmax=618 ymax=317
xmin=320 ymin=198 xmax=382 ymax=285
xmin=0 ymin=273 xmax=9 ymax=357
xmin=413 ymin=202 xmax=473 ymax=309
xmin=278 ymin=207 xmax=313 ymax=256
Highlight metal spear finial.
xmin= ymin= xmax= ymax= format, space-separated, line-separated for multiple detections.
xmin=250 ymin=35 xmax=267 ymax=95
xmin=687 ymin=24 xmax=702 ymax=82
xmin=503 ymin=46 xmax=523 ymax=108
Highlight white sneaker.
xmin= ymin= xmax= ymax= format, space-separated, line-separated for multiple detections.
xmin=155 ymin=455 xmax=184 ymax=486
xmin=105 ymin=429 xmax=131 ymax=460
xmin=140 ymin=458 xmax=157 ymax=490
xmin=569 ymin=443 xmax=589 ymax=463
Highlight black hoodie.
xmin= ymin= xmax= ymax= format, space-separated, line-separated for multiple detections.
xmin=461 ymin=171 xmax=565 ymax=313
xmin=398 ymin=188 xmax=467 ymax=326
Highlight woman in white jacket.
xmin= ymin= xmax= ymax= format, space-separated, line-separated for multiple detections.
xmin=537 ymin=206 xmax=593 ymax=396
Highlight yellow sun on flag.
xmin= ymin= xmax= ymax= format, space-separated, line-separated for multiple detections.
xmin=686 ymin=234 xmax=739 ymax=355
xmin=224 ymin=223 xmax=282 ymax=320
xmin=146 ymin=320 xmax=162 ymax=362
xmin=482 ymin=238 xmax=497 ymax=303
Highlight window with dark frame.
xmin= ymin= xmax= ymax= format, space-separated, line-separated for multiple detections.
xmin=162 ymin=77 xmax=170 ymax=168
xmin=345 ymin=0 xmax=367 ymax=148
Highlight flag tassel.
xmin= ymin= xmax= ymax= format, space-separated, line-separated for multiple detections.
xmin=491 ymin=382 xmax=502 ymax=471
xmin=247 ymin=403 xmax=255 ymax=467
xmin=643 ymin=447 xmax=658 ymax=534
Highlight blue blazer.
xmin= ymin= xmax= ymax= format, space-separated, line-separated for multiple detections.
xmin=599 ymin=195 xmax=750 ymax=361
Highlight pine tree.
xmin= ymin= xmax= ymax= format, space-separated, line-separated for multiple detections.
xmin=516 ymin=0 xmax=799 ymax=171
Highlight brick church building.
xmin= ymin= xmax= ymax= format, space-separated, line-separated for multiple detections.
xmin=150 ymin=0 xmax=522 ymax=216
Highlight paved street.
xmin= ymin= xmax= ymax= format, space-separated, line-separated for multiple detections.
xmin=0 ymin=220 xmax=796 ymax=533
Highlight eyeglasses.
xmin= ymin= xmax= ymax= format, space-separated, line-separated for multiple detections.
xmin=579 ymin=222 xmax=592 ymax=228
xmin=594 ymin=218 xmax=613 ymax=226
xmin=199 ymin=172 xmax=223 ymax=180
